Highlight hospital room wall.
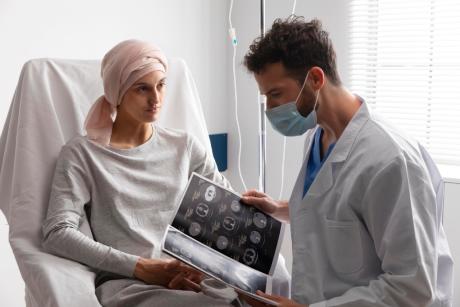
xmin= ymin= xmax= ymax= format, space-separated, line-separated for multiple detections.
xmin=224 ymin=0 xmax=459 ymax=304
xmin=0 ymin=1 xmax=231 ymax=306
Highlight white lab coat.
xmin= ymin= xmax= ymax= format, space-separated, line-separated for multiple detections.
xmin=289 ymin=102 xmax=453 ymax=306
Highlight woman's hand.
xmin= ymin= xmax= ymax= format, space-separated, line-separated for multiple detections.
xmin=134 ymin=258 xmax=203 ymax=291
xmin=168 ymin=267 xmax=203 ymax=292
xmin=241 ymin=190 xmax=290 ymax=223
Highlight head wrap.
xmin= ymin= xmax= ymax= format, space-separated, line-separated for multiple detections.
xmin=84 ymin=39 xmax=168 ymax=145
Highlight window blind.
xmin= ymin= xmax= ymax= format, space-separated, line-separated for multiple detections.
xmin=349 ymin=0 xmax=460 ymax=166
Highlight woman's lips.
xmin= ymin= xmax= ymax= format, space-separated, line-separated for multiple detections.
xmin=146 ymin=106 xmax=160 ymax=113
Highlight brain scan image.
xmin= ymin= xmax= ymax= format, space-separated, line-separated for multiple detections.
xmin=171 ymin=174 xmax=282 ymax=275
xmin=195 ymin=203 xmax=210 ymax=218
xmin=204 ymin=185 xmax=217 ymax=202
xmin=198 ymin=183 xmax=223 ymax=204
xmin=223 ymin=216 xmax=236 ymax=231
xmin=253 ymin=212 xmax=267 ymax=229
xmin=230 ymin=200 xmax=241 ymax=213
xmin=216 ymin=235 xmax=229 ymax=250
xmin=249 ymin=231 xmax=262 ymax=244
xmin=189 ymin=222 xmax=202 ymax=237
xmin=243 ymin=248 xmax=257 ymax=266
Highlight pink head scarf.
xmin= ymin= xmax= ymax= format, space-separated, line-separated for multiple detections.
xmin=84 ymin=39 xmax=168 ymax=145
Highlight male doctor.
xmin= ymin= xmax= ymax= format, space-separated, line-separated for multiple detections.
xmin=241 ymin=17 xmax=453 ymax=307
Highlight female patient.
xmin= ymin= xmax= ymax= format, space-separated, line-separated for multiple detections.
xmin=42 ymin=40 xmax=233 ymax=307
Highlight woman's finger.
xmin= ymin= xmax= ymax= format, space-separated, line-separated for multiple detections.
xmin=168 ymin=272 xmax=186 ymax=289
xmin=178 ymin=263 xmax=202 ymax=276
xmin=164 ymin=259 xmax=181 ymax=271
xmin=182 ymin=278 xmax=201 ymax=292
xmin=186 ymin=272 xmax=203 ymax=283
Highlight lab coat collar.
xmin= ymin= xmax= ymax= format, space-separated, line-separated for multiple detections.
xmin=329 ymin=98 xmax=370 ymax=164
xmin=292 ymin=99 xmax=370 ymax=202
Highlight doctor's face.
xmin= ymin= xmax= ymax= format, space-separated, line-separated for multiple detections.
xmin=254 ymin=62 xmax=316 ymax=115
xmin=118 ymin=70 xmax=166 ymax=124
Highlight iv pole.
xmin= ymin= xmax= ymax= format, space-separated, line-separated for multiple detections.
xmin=258 ymin=0 xmax=267 ymax=193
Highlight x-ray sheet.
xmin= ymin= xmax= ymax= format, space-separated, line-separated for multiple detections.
xmin=162 ymin=173 xmax=284 ymax=305
xmin=168 ymin=172 xmax=283 ymax=274
xmin=162 ymin=173 xmax=283 ymax=303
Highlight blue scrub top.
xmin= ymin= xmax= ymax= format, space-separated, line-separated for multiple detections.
xmin=303 ymin=128 xmax=336 ymax=197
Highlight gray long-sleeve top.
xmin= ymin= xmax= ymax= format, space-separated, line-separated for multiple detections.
xmin=42 ymin=125 xmax=230 ymax=280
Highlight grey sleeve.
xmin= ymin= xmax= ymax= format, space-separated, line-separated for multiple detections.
xmin=187 ymin=134 xmax=232 ymax=189
xmin=42 ymin=145 xmax=139 ymax=277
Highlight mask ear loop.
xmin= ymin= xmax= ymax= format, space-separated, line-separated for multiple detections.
xmin=294 ymin=71 xmax=310 ymax=106
xmin=296 ymin=69 xmax=321 ymax=117
xmin=313 ymin=88 xmax=320 ymax=111
xmin=310 ymin=88 xmax=320 ymax=126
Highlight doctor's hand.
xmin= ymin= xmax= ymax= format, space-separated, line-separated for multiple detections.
xmin=242 ymin=291 xmax=308 ymax=307
xmin=242 ymin=190 xmax=290 ymax=223
xmin=134 ymin=258 xmax=203 ymax=291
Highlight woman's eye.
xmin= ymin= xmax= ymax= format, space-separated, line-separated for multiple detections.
xmin=137 ymin=86 xmax=148 ymax=93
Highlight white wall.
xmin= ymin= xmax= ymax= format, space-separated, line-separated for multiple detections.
xmin=0 ymin=0 xmax=229 ymax=135
xmin=0 ymin=0 xmax=230 ymax=305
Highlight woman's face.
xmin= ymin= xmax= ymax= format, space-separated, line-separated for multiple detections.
xmin=117 ymin=70 xmax=166 ymax=124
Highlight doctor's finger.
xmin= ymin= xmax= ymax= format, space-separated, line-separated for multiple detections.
xmin=256 ymin=290 xmax=283 ymax=301
xmin=241 ymin=196 xmax=273 ymax=213
xmin=238 ymin=292 xmax=269 ymax=307
xmin=242 ymin=189 xmax=268 ymax=198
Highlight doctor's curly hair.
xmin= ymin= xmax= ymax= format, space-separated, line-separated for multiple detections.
xmin=244 ymin=16 xmax=341 ymax=85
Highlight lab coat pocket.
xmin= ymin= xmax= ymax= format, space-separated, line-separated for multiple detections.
xmin=324 ymin=218 xmax=363 ymax=274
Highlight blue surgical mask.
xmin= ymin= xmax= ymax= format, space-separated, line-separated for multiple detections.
xmin=265 ymin=71 xmax=319 ymax=136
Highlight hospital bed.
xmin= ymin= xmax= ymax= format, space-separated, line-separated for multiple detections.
xmin=0 ymin=58 xmax=290 ymax=306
